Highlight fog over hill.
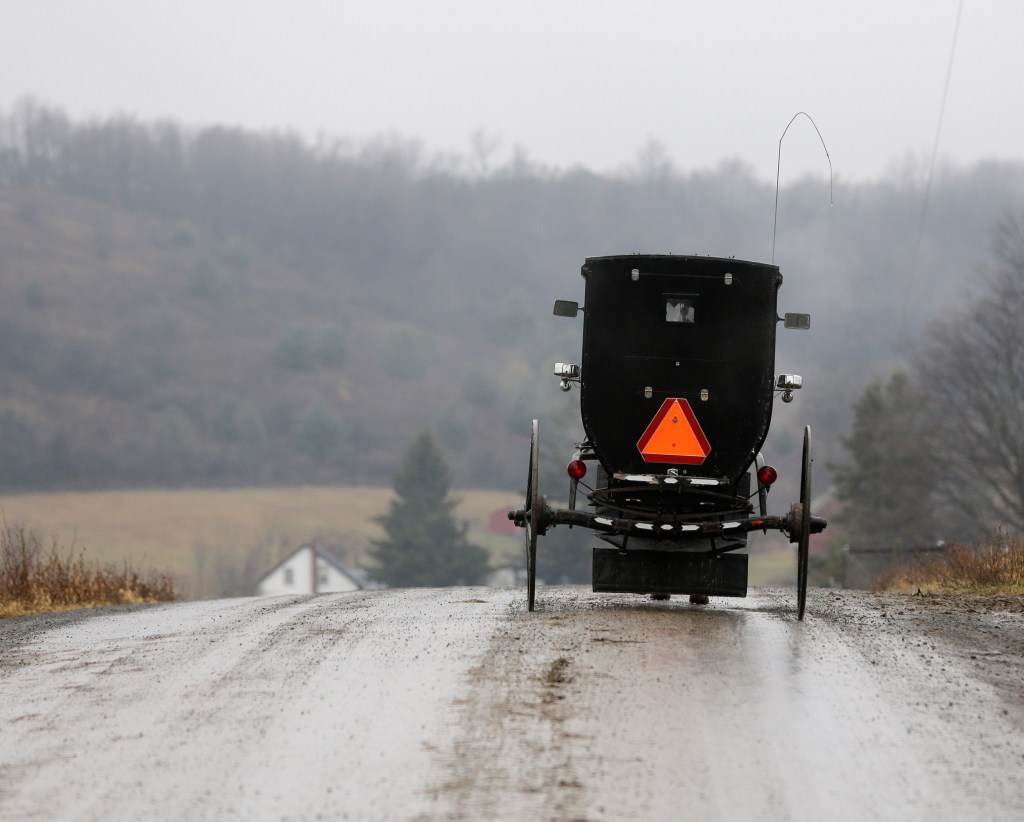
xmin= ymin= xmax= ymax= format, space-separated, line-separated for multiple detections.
xmin=2 ymin=101 xmax=1023 ymax=492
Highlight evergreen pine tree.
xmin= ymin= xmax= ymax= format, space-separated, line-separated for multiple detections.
xmin=831 ymin=370 xmax=939 ymax=545
xmin=369 ymin=431 xmax=490 ymax=587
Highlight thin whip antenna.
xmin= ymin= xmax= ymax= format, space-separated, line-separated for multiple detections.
xmin=772 ymin=112 xmax=834 ymax=264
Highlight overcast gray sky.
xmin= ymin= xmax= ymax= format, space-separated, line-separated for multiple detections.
xmin=2 ymin=0 xmax=1020 ymax=181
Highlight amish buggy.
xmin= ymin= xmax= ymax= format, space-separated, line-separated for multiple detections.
xmin=509 ymin=254 xmax=826 ymax=619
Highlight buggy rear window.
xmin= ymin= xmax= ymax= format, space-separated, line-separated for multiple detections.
xmin=665 ymin=296 xmax=695 ymax=324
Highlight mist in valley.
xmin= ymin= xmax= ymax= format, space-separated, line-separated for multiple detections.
xmin=0 ymin=99 xmax=1021 ymax=503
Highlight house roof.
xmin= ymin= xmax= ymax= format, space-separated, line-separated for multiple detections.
xmin=257 ymin=544 xmax=364 ymax=589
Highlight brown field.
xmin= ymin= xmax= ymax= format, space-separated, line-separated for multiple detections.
xmin=0 ymin=486 xmax=521 ymax=599
xmin=0 ymin=485 xmax=793 ymax=600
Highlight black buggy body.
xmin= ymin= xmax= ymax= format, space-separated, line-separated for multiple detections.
xmin=510 ymin=254 xmax=825 ymax=618
xmin=581 ymin=254 xmax=779 ymax=482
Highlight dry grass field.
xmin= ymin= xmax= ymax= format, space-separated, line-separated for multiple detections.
xmin=0 ymin=486 xmax=521 ymax=599
xmin=0 ymin=485 xmax=794 ymax=601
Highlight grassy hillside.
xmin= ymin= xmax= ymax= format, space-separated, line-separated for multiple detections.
xmin=6 ymin=105 xmax=1024 ymax=518
xmin=0 ymin=186 xmax=576 ymax=492
xmin=5 ymin=113 xmax=1024 ymax=499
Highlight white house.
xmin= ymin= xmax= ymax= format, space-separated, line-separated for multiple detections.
xmin=255 ymin=544 xmax=363 ymax=596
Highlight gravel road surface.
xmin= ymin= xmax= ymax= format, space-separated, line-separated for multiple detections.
xmin=2 ymin=587 xmax=1022 ymax=821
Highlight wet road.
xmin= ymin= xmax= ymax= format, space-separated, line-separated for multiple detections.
xmin=1 ymin=587 xmax=1022 ymax=821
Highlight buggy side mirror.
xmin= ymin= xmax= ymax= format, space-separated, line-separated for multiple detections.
xmin=553 ymin=300 xmax=581 ymax=317
xmin=782 ymin=313 xmax=811 ymax=330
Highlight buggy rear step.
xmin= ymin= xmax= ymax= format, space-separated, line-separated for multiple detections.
xmin=593 ymin=548 xmax=748 ymax=597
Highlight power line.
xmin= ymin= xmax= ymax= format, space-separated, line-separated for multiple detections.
xmin=895 ymin=0 xmax=965 ymax=350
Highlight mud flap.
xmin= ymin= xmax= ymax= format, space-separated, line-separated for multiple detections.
xmin=592 ymin=548 xmax=748 ymax=597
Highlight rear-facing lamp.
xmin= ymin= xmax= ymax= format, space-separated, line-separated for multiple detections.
xmin=567 ymin=459 xmax=588 ymax=480
xmin=756 ymin=464 xmax=778 ymax=486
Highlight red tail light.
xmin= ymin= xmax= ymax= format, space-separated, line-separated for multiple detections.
xmin=567 ymin=459 xmax=587 ymax=480
xmin=757 ymin=465 xmax=778 ymax=486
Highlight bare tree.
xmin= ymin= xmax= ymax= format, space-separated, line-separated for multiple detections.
xmin=469 ymin=129 xmax=502 ymax=177
xmin=914 ymin=216 xmax=1024 ymax=536
xmin=632 ymin=138 xmax=674 ymax=182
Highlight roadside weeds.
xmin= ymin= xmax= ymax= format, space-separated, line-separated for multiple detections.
xmin=0 ymin=524 xmax=176 ymax=618
xmin=875 ymin=536 xmax=1024 ymax=595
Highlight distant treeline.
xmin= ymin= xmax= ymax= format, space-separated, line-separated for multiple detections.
xmin=5 ymin=97 xmax=1023 ymax=332
xmin=2 ymin=98 xmax=1024 ymax=493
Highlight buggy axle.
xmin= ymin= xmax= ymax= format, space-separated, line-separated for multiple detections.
xmin=509 ymin=503 xmax=826 ymax=542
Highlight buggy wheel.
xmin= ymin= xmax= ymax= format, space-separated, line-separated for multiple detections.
xmin=524 ymin=419 xmax=540 ymax=611
xmin=796 ymin=425 xmax=812 ymax=620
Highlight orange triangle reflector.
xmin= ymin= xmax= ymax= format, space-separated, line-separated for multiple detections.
xmin=637 ymin=398 xmax=711 ymax=465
